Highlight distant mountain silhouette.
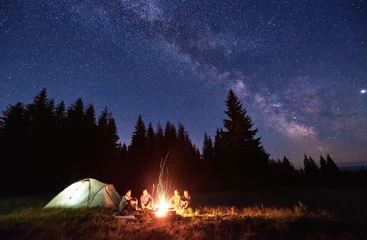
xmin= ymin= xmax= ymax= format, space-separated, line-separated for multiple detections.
xmin=338 ymin=162 xmax=367 ymax=171
xmin=339 ymin=166 xmax=366 ymax=171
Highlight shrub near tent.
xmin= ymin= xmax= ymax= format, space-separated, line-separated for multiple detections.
xmin=44 ymin=178 xmax=121 ymax=209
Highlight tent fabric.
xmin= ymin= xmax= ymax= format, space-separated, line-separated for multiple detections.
xmin=44 ymin=178 xmax=121 ymax=209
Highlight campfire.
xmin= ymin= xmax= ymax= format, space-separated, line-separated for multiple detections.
xmin=150 ymin=153 xmax=177 ymax=218
xmin=152 ymin=200 xmax=176 ymax=218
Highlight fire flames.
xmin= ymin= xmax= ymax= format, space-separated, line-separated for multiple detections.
xmin=153 ymin=200 xmax=170 ymax=217
xmin=151 ymin=153 xmax=173 ymax=218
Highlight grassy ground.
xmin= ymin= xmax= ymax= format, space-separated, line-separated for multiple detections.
xmin=0 ymin=188 xmax=366 ymax=239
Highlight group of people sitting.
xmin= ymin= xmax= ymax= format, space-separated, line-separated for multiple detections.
xmin=168 ymin=189 xmax=191 ymax=210
xmin=117 ymin=188 xmax=191 ymax=215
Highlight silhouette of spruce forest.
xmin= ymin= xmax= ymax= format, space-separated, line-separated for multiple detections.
xmin=1 ymin=89 xmax=366 ymax=196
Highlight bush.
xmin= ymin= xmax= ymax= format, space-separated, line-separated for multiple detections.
xmin=294 ymin=201 xmax=308 ymax=216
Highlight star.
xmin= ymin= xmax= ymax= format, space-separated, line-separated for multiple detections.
xmin=361 ymin=89 xmax=366 ymax=94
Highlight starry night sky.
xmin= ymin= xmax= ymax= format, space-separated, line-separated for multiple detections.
xmin=1 ymin=0 xmax=366 ymax=167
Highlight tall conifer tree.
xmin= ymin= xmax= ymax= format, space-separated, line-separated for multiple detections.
xmin=128 ymin=115 xmax=147 ymax=189
xmin=221 ymin=90 xmax=269 ymax=189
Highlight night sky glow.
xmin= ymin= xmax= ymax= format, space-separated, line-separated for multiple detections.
xmin=1 ymin=0 xmax=366 ymax=166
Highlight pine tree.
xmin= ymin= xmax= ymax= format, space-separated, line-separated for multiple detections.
xmin=319 ymin=155 xmax=327 ymax=175
xmin=319 ymin=154 xmax=338 ymax=187
xmin=150 ymin=122 xmax=164 ymax=185
xmin=54 ymin=101 xmax=66 ymax=126
xmin=65 ymin=98 xmax=85 ymax=181
xmin=66 ymin=98 xmax=85 ymax=154
xmin=117 ymin=143 xmax=128 ymax=161
xmin=212 ymin=128 xmax=228 ymax=190
xmin=163 ymin=121 xmax=177 ymax=152
xmin=144 ymin=122 xmax=156 ymax=187
xmin=146 ymin=122 xmax=156 ymax=154
xmin=53 ymin=101 xmax=68 ymax=187
xmin=0 ymin=102 xmax=29 ymax=194
xmin=303 ymin=155 xmax=309 ymax=168
xmin=26 ymin=88 xmax=54 ymax=138
xmin=25 ymin=89 xmax=56 ymax=190
xmin=128 ymin=115 xmax=147 ymax=190
xmin=67 ymin=98 xmax=85 ymax=127
xmin=183 ymin=129 xmax=193 ymax=151
xmin=176 ymin=123 xmax=188 ymax=185
xmin=84 ymin=104 xmax=96 ymax=128
xmin=156 ymin=122 xmax=164 ymax=145
xmin=177 ymin=123 xmax=185 ymax=146
xmin=130 ymin=115 xmax=147 ymax=151
xmin=195 ymin=146 xmax=201 ymax=161
xmin=279 ymin=156 xmax=297 ymax=185
xmin=303 ymin=155 xmax=319 ymax=185
xmin=308 ymin=156 xmax=319 ymax=173
xmin=202 ymin=133 xmax=214 ymax=162
xmin=282 ymin=156 xmax=294 ymax=169
xmin=55 ymin=101 xmax=65 ymax=116
xmin=0 ymin=102 xmax=27 ymax=137
xmin=161 ymin=121 xmax=180 ymax=185
xmin=107 ymin=114 xmax=119 ymax=149
xmin=116 ymin=143 xmax=128 ymax=187
xmin=221 ymin=90 xmax=269 ymax=189
xmin=208 ymin=136 xmax=213 ymax=160
xmin=83 ymin=104 xmax=97 ymax=171
xmin=94 ymin=106 xmax=109 ymax=179
xmin=281 ymin=156 xmax=296 ymax=175
xmin=83 ymin=104 xmax=97 ymax=151
xmin=200 ymin=132 xmax=214 ymax=189
xmin=104 ymin=113 xmax=120 ymax=182
xmin=326 ymin=154 xmax=339 ymax=175
xmin=97 ymin=107 xmax=108 ymax=133
xmin=155 ymin=122 xmax=164 ymax=158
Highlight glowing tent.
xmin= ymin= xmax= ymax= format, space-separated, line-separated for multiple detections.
xmin=44 ymin=178 xmax=121 ymax=209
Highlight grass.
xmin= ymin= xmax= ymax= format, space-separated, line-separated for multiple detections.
xmin=1 ymin=189 xmax=366 ymax=239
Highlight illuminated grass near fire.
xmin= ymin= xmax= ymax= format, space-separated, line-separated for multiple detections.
xmin=1 ymin=189 xmax=367 ymax=240
xmin=0 ymin=205 xmax=363 ymax=240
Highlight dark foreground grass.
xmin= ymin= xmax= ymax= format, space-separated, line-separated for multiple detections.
xmin=1 ymin=189 xmax=366 ymax=240
xmin=0 ymin=206 xmax=365 ymax=239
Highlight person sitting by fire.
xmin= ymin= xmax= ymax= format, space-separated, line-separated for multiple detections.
xmin=168 ymin=190 xmax=181 ymax=209
xmin=180 ymin=190 xmax=191 ymax=209
xmin=140 ymin=189 xmax=154 ymax=210
xmin=118 ymin=189 xmax=139 ymax=215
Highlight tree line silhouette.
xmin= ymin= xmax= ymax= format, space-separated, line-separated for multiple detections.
xmin=0 ymin=88 xmax=366 ymax=197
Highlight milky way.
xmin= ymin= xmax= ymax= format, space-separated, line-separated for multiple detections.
xmin=1 ymin=0 xmax=366 ymax=166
